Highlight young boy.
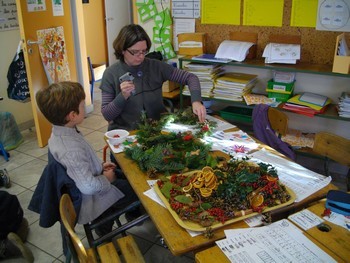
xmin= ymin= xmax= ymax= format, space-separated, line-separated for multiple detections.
xmin=35 ymin=81 xmax=139 ymax=234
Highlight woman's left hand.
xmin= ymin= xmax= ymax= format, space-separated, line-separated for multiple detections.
xmin=192 ymin=101 xmax=206 ymax=123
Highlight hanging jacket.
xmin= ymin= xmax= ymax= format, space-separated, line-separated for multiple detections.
xmin=252 ymin=104 xmax=296 ymax=160
xmin=28 ymin=150 xmax=82 ymax=228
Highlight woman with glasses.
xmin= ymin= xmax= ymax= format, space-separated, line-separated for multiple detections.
xmin=100 ymin=24 xmax=206 ymax=132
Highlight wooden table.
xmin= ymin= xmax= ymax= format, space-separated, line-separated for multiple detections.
xmin=195 ymin=200 xmax=349 ymax=263
xmin=112 ymin=142 xmax=337 ymax=256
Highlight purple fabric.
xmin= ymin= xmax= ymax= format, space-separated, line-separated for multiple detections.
xmin=252 ymin=104 xmax=296 ymax=160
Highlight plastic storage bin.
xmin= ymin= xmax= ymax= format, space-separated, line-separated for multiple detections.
xmin=219 ymin=106 xmax=253 ymax=123
xmin=266 ymin=87 xmax=294 ymax=102
xmin=267 ymin=79 xmax=295 ymax=92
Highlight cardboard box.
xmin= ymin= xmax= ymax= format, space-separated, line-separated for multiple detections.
xmin=162 ymin=81 xmax=178 ymax=92
xmin=178 ymin=33 xmax=206 ymax=56
xmin=332 ymin=33 xmax=350 ymax=74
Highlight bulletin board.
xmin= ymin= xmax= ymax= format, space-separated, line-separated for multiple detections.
xmin=133 ymin=0 xmax=345 ymax=65
xmin=196 ymin=0 xmax=341 ymax=65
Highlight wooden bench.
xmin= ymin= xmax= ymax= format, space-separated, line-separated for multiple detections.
xmin=59 ymin=193 xmax=145 ymax=263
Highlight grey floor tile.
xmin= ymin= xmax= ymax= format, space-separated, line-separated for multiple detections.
xmin=0 ymin=151 xmax=36 ymax=171
xmin=26 ymin=221 xmax=64 ymax=258
xmin=84 ymin=130 xmax=107 ymax=151
xmin=15 ymin=140 xmax=48 ymax=158
xmin=17 ymin=189 xmax=39 ymax=225
xmin=79 ymin=114 xmax=108 ymax=131
xmin=9 ymin=159 xmax=47 ymax=189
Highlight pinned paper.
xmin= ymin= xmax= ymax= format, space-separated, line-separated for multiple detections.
xmin=153 ymin=26 xmax=171 ymax=44
xmin=154 ymin=8 xmax=172 ymax=29
xmin=37 ymin=26 xmax=70 ymax=84
xmin=137 ymin=1 xmax=158 ymax=22
xmin=156 ymin=42 xmax=176 ymax=59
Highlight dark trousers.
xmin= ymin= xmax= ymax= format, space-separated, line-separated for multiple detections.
xmin=93 ymin=178 xmax=139 ymax=234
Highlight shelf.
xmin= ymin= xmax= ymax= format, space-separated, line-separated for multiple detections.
xmin=179 ymin=57 xmax=350 ymax=122
xmin=179 ymin=56 xmax=350 ymax=78
xmin=182 ymin=93 xmax=349 ymax=122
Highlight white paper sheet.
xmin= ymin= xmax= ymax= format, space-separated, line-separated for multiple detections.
xmin=217 ymin=219 xmax=336 ymax=263
xmin=288 ymin=209 xmax=324 ymax=230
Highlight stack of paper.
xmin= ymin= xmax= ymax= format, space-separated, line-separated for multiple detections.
xmin=182 ymin=63 xmax=224 ymax=98
xmin=213 ymin=72 xmax=258 ymax=101
xmin=214 ymin=40 xmax=254 ymax=62
xmin=338 ymin=92 xmax=350 ymax=118
xmin=263 ymin=43 xmax=301 ymax=64
xmin=282 ymin=92 xmax=332 ymax=117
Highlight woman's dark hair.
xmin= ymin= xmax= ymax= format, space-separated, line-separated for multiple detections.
xmin=113 ymin=24 xmax=151 ymax=61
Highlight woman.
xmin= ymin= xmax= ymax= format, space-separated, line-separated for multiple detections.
xmin=100 ymin=24 xmax=206 ymax=132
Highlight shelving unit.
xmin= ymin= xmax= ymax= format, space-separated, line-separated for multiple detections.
xmin=178 ymin=56 xmax=350 ymax=122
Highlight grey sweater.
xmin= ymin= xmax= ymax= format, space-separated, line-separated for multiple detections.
xmin=48 ymin=125 xmax=124 ymax=224
xmin=100 ymin=58 xmax=202 ymax=131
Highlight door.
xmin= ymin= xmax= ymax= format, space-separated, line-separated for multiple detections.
xmin=16 ymin=0 xmax=77 ymax=147
xmin=105 ymin=0 xmax=131 ymax=65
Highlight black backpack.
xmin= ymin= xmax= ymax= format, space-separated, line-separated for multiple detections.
xmin=0 ymin=191 xmax=23 ymax=239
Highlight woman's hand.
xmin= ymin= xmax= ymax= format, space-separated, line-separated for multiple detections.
xmin=192 ymin=101 xmax=207 ymax=123
xmin=120 ymin=81 xmax=135 ymax=99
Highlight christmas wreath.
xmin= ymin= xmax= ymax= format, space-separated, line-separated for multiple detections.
xmin=156 ymin=157 xmax=293 ymax=228
xmin=125 ymin=109 xmax=218 ymax=175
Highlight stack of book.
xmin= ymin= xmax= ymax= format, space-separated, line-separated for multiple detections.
xmin=212 ymin=72 xmax=258 ymax=101
xmin=338 ymin=92 xmax=350 ymax=118
xmin=282 ymin=92 xmax=332 ymax=117
xmin=182 ymin=63 xmax=224 ymax=98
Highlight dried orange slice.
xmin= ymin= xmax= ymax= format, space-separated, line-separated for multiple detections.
xmin=193 ymin=180 xmax=204 ymax=188
xmin=266 ymin=175 xmax=278 ymax=182
xmin=182 ymin=183 xmax=193 ymax=192
xmin=202 ymin=166 xmax=214 ymax=175
xmin=250 ymin=193 xmax=264 ymax=208
xmin=196 ymin=172 xmax=204 ymax=181
xmin=200 ymin=187 xmax=212 ymax=197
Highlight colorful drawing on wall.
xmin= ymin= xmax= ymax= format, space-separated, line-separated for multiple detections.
xmin=37 ymin=26 xmax=70 ymax=84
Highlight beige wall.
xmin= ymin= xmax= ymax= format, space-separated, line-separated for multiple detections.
xmin=0 ymin=30 xmax=34 ymax=129
xmin=83 ymin=0 xmax=108 ymax=65
xmin=0 ymin=1 xmax=108 ymax=129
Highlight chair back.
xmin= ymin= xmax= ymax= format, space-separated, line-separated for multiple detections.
xmin=60 ymin=194 xmax=95 ymax=263
xmin=313 ymin=132 xmax=350 ymax=167
xmin=267 ymin=107 xmax=288 ymax=138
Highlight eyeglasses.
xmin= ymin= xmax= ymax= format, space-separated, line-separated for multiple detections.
xmin=126 ymin=49 xmax=148 ymax=56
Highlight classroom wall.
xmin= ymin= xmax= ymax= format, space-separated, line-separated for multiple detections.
xmin=0 ymin=29 xmax=34 ymax=130
xmin=0 ymin=2 xmax=109 ymax=129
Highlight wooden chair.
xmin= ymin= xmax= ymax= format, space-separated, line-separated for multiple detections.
xmin=59 ymin=193 xmax=145 ymax=263
xmin=267 ymin=107 xmax=288 ymax=138
xmin=313 ymin=132 xmax=350 ymax=190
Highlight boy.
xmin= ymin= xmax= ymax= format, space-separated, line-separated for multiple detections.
xmin=35 ymin=81 xmax=139 ymax=234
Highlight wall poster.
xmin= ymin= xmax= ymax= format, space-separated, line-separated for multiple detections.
xmin=0 ymin=0 xmax=19 ymax=31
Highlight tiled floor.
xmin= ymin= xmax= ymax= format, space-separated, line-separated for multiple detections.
xmin=0 ymin=87 xmax=194 ymax=263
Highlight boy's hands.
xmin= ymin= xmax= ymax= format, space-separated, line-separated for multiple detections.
xmin=102 ymin=162 xmax=117 ymax=182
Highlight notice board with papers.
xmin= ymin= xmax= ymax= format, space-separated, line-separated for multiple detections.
xmin=195 ymin=0 xmax=340 ymax=65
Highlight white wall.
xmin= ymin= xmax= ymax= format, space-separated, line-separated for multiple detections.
xmin=0 ymin=29 xmax=34 ymax=129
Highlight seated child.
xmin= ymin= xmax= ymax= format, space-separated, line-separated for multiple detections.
xmin=35 ymin=81 xmax=139 ymax=234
